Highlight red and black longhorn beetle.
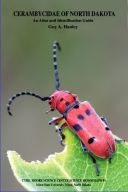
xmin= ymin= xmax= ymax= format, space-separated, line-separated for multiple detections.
xmin=7 ymin=41 xmax=124 ymax=176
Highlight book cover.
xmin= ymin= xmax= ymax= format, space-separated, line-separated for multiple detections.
xmin=2 ymin=0 xmax=128 ymax=191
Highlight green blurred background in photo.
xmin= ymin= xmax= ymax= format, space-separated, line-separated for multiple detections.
xmin=2 ymin=0 xmax=128 ymax=191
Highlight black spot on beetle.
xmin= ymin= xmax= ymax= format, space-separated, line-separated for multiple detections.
xmin=65 ymin=101 xmax=70 ymax=106
xmin=74 ymin=105 xmax=79 ymax=109
xmin=77 ymin=114 xmax=84 ymax=120
xmin=105 ymin=127 xmax=110 ymax=131
xmin=88 ymin=137 xmax=95 ymax=144
xmin=49 ymin=101 xmax=51 ymax=105
xmin=60 ymin=98 xmax=64 ymax=102
xmin=85 ymin=109 xmax=91 ymax=115
xmin=73 ymin=124 xmax=82 ymax=131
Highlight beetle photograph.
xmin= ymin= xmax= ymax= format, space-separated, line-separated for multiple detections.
xmin=7 ymin=41 xmax=125 ymax=176
xmin=3 ymin=1 xmax=128 ymax=191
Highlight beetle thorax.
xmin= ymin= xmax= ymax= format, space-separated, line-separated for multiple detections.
xmin=48 ymin=90 xmax=78 ymax=113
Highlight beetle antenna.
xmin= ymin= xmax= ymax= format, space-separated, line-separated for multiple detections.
xmin=53 ymin=41 xmax=61 ymax=90
xmin=7 ymin=91 xmax=49 ymax=116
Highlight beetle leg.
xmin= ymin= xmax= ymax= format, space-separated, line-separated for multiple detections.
xmin=49 ymin=117 xmax=68 ymax=146
xmin=100 ymin=116 xmax=109 ymax=126
xmin=48 ymin=116 xmax=64 ymax=125
xmin=80 ymin=141 xmax=100 ymax=176
xmin=57 ymin=128 xmax=65 ymax=146
xmin=56 ymin=122 xmax=68 ymax=146
xmin=108 ymin=148 xmax=112 ymax=164
xmin=115 ymin=138 xmax=125 ymax=142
